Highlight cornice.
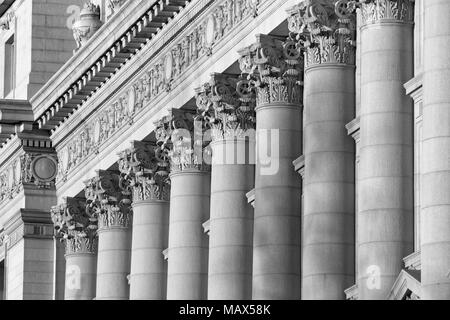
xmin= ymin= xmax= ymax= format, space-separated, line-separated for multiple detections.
xmin=404 ymin=73 xmax=423 ymax=102
xmin=293 ymin=155 xmax=305 ymax=176
xmin=31 ymin=0 xmax=193 ymax=131
xmin=51 ymin=0 xmax=214 ymax=147
xmin=53 ymin=0 xmax=298 ymax=198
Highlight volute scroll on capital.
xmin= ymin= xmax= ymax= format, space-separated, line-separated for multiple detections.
xmin=84 ymin=170 xmax=133 ymax=230
xmin=51 ymin=197 xmax=98 ymax=255
xmin=287 ymin=0 xmax=358 ymax=68
xmin=118 ymin=141 xmax=171 ymax=202
xmin=196 ymin=73 xmax=257 ymax=142
xmin=238 ymin=34 xmax=304 ymax=107
xmin=155 ymin=109 xmax=210 ymax=173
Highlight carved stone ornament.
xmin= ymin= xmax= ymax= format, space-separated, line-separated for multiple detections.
xmin=84 ymin=170 xmax=132 ymax=230
xmin=287 ymin=0 xmax=357 ymax=67
xmin=0 ymin=12 xmax=15 ymax=31
xmin=359 ymin=0 xmax=414 ymax=25
xmin=57 ymin=0 xmax=263 ymax=185
xmin=195 ymin=73 xmax=256 ymax=141
xmin=238 ymin=34 xmax=304 ymax=107
xmin=73 ymin=1 xmax=103 ymax=49
xmin=118 ymin=141 xmax=170 ymax=202
xmin=107 ymin=0 xmax=127 ymax=19
xmin=155 ymin=109 xmax=209 ymax=172
xmin=0 ymin=152 xmax=58 ymax=205
xmin=51 ymin=197 xmax=98 ymax=255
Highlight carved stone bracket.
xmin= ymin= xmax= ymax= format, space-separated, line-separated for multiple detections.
xmin=118 ymin=141 xmax=170 ymax=202
xmin=51 ymin=197 xmax=98 ymax=255
xmin=359 ymin=0 xmax=414 ymax=25
xmin=195 ymin=73 xmax=256 ymax=141
xmin=287 ymin=0 xmax=357 ymax=67
xmin=84 ymin=170 xmax=132 ymax=230
xmin=155 ymin=109 xmax=210 ymax=172
xmin=238 ymin=34 xmax=304 ymax=107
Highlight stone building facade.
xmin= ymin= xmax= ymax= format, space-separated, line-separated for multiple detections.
xmin=0 ymin=0 xmax=447 ymax=300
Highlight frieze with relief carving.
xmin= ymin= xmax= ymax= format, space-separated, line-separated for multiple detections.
xmin=118 ymin=142 xmax=171 ymax=202
xmin=84 ymin=171 xmax=132 ymax=230
xmin=196 ymin=73 xmax=256 ymax=141
xmin=56 ymin=0 xmax=261 ymax=185
xmin=51 ymin=197 xmax=98 ymax=255
xmin=287 ymin=0 xmax=357 ymax=67
xmin=238 ymin=35 xmax=304 ymax=106
xmin=0 ymin=152 xmax=58 ymax=205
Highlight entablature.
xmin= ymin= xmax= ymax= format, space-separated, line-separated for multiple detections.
xmin=52 ymin=0 xmax=291 ymax=198
xmin=31 ymin=0 xmax=192 ymax=132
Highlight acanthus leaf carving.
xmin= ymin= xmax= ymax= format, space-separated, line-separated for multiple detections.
xmin=195 ymin=73 xmax=256 ymax=142
xmin=51 ymin=197 xmax=98 ymax=255
xmin=118 ymin=141 xmax=171 ymax=202
xmin=84 ymin=170 xmax=132 ymax=230
xmin=155 ymin=109 xmax=209 ymax=172
xmin=359 ymin=0 xmax=414 ymax=25
xmin=57 ymin=0 xmax=261 ymax=185
xmin=238 ymin=34 xmax=304 ymax=106
xmin=287 ymin=0 xmax=357 ymax=67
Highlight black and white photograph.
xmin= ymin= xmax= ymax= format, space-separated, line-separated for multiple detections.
xmin=0 ymin=0 xmax=447 ymax=312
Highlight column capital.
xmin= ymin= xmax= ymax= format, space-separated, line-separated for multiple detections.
xmin=238 ymin=34 xmax=304 ymax=107
xmin=287 ymin=0 xmax=357 ymax=68
xmin=195 ymin=73 xmax=256 ymax=141
xmin=118 ymin=141 xmax=171 ymax=202
xmin=359 ymin=0 xmax=414 ymax=26
xmin=155 ymin=109 xmax=210 ymax=173
xmin=84 ymin=170 xmax=133 ymax=230
xmin=51 ymin=197 xmax=98 ymax=255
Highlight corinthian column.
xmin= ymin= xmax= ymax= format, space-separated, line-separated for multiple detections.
xmin=85 ymin=170 xmax=132 ymax=300
xmin=357 ymin=0 xmax=414 ymax=299
xmin=51 ymin=197 xmax=98 ymax=300
xmin=118 ymin=141 xmax=170 ymax=300
xmin=287 ymin=0 xmax=356 ymax=300
xmin=239 ymin=34 xmax=303 ymax=299
xmin=196 ymin=73 xmax=256 ymax=300
xmin=422 ymin=0 xmax=450 ymax=300
xmin=155 ymin=109 xmax=210 ymax=300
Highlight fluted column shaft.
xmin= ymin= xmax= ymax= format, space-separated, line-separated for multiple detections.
xmin=358 ymin=0 xmax=415 ymax=299
xmin=208 ymin=138 xmax=254 ymax=300
xmin=130 ymin=200 xmax=169 ymax=300
xmin=421 ymin=0 xmax=450 ymax=300
xmin=303 ymin=64 xmax=355 ymax=300
xmin=166 ymin=170 xmax=210 ymax=300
